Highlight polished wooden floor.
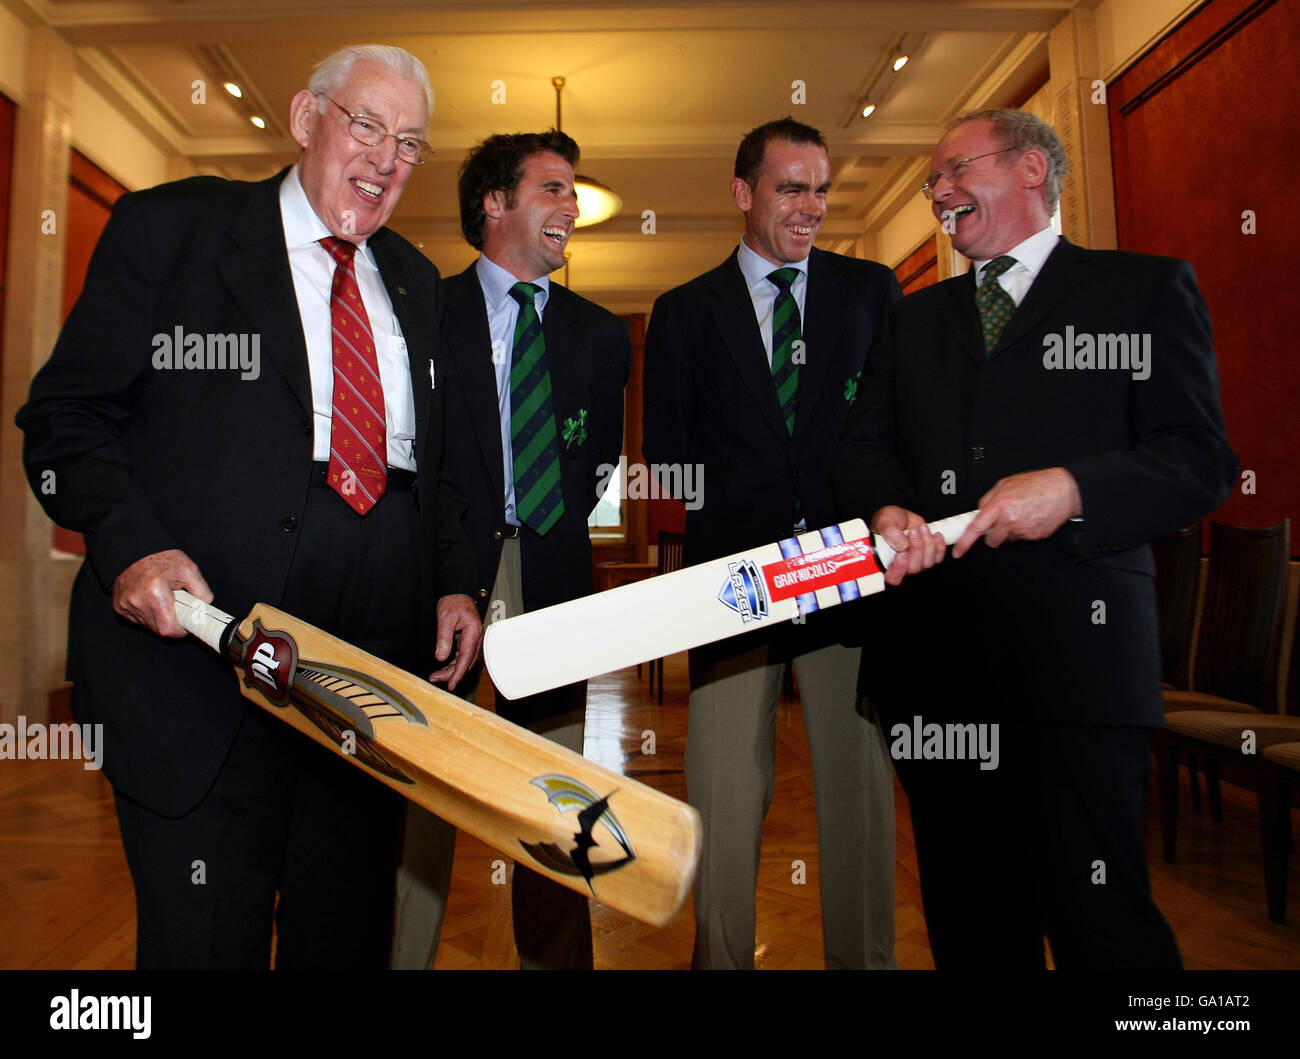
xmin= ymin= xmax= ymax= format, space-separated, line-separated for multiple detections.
xmin=1 ymin=654 xmax=1297 ymax=970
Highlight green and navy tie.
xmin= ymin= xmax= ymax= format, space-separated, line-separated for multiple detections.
xmin=976 ymin=255 xmax=1017 ymax=355
xmin=509 ymin=282 xmax=565 ymax=536
xmin=768 ymin=267 xmax=801 ymax=435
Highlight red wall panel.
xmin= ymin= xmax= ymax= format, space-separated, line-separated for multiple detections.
xmin=1109 ymin=0 xmax=1298 ymax=543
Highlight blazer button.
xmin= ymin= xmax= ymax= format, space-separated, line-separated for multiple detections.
xmin=477 ymin=588 xmax=489 ymax=599
xmin=493 ymin=530 xmax=503 ymax=540
xmin=970 ymin=445 xmax=985 ymax=461
xmin=281 ymin=515 xmax=299 ymax=532
xmin=300 ymin=421 xmax=311 ymax=436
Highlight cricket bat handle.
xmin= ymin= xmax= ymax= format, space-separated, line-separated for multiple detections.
xmin=871 ymin=509 xmax=978 ymax=568
xmin=173 ymin=591 xmax=234 ymax=651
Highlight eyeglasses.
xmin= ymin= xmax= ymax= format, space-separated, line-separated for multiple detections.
xmin=921 ymin=147 xmax=1018 ymax=199
xmin=321 ymin=96 xmax=432 ymax=165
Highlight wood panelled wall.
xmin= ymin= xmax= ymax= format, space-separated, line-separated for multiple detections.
xmin=0 ymin=93 xmax=15 ymax=476
xmin=895 ymin=235 xmax=940 ymax=295
xmin=1109 ymin=0 xmax=1296 ymax=545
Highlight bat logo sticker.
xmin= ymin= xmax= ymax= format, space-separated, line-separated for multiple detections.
xmin=520 ymin=775 xmax=636 ymax=890
xmin=717 ymin=559 xmax=770 ymax=623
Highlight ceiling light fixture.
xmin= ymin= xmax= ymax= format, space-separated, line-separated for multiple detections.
xmin=552 ymin=76 xmax=622 ymax=229
xmin=223 ymin=81 xmax=243 ymax=99
xmin=892 ymin=54 xmax=909 ymax=72
xmin=249 ymin=115 xmax=266 ymax=129
xmin=862 ymin=103 xmax=877 ymax=118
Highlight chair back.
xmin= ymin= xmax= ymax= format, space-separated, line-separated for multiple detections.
xmin=1194 ymin=520 xmax=1291 ymax=710
xmin=657 ymin=531 xmax=686 ymax=576
xmin=1152 ymin=523 xmax=1201 ymax=688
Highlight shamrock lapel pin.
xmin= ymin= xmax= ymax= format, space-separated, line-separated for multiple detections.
xmin=561 ymin=408 xmax=589 ymax=450
xmin=843 ymin=370 xmax=863 ymax=404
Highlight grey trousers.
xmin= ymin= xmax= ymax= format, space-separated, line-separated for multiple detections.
xmin=390 ymin=538 xmax=593 ymax=969
xmin=686 ymin=638 xmax=897 ymax=969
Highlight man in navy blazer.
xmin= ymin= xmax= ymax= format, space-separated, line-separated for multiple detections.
xmin=392 ymin=130 xmax=630 ymax=970
xmin=643 ymin=118 xmax=902 ymax=969
xmin=17 ymin=45 xmax=481 ymax=968
xmin=832 ymin=109 xmax=1236 ymax=968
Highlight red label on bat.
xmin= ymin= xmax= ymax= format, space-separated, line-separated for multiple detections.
xmin=238 ymin=619 xmax=298 ymax=707
xmin=761 ymin=540 xmax=881 ymax=601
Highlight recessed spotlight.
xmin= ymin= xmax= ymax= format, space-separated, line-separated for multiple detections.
xmin=223 ymin=81 xmax=243 ymax=99
xmin=250 ymin=115 xmax=266 ymax=129
xmin=862 ymin=103 xmax=877 ymax=118
xmin=893 ymin=54 xmax=909 ymax=72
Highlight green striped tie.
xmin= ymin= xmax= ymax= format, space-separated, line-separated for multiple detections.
xmin=768 ymin=267 xmax=800 ymax=435
xmin=976 ymin=255 xmax=1017 ymax=355
xmin=509 ymin=282 xmax=565 ymax=536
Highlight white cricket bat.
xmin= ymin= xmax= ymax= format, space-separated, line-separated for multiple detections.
xmin=484 ymin=510 xmax=977 ymax=699
xmin=172 ymin=592 xmax=701 ymax=927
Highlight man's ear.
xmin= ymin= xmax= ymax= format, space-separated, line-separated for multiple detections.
xmin=730 ymin=177 xmax=753 ymax=213
xmin=1019 ymin=147 xmax=1048 ymax=195
xmin=288 ymin=89 xmax=317 ymax=149
xmin=483 ymin=188 xmax=509 ymax=221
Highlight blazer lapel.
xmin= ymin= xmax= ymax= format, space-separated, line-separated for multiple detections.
xmin=797 ymin=248 xmax=841 ymax=438
xmin=939 ymin=265 xmax=986 ymax=366
xmin=990 ymin=238 xmax=1089 ymax=357
xmin=709 ymin=252 xmax=788 ymax=443
xmin=541 ymin=285 xmax=586 ymax=452
xmin=443 ymin=269 xmax=506 ymax=503
xmin=218 ymin=169 xmax=312 ymax=417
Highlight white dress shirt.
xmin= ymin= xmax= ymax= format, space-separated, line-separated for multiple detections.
xmin=737 ymin=236 xmax=809 ymax=368
xmin=973 ymin=224 xmax=1060 ymax=307
xmin=279 ymin=165 xmax=417 ymax=471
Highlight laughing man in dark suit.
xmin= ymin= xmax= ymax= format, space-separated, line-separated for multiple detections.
xmin=832 ymin=109 xmax=1236 ymax=968
xmin=392 ymin=130 xmax=629 ymax=970
xmin=643 ymin=118 xmax=902 ymax=969
xmin=17 ymin=44 xmax=481 ymax=968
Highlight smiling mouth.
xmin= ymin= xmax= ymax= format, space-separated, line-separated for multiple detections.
xmin=542 ymin=226 xmax=569 ymax=245
xmin=787 ymin=225 xmax=813 ymax=236
xmin=353 ymin=179 xmax=383 ymax=199
xmin=949 ymin=204 xmax=976 ymax=220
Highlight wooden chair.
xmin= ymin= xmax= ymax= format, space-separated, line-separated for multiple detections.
xmin=1152 ymin=520 xmax=1298 ymax=922
xmin=1152 ymin=523 xmax=1201 ymax=691
xmin=648 ymin=531 xmax=686 ymax=705
xmin=1159 ymin=520 xmax=1291 ymax=821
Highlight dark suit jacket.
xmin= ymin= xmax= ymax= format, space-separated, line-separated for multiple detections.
xmin=440 ymin=266 xmax=630 ymax=615
xmin=832 ymin=239 xmax=1237 ymax=727
xmin=643 ymin=245 xmax=901 ymax=651
xmin=17 ymin=170 xmax=474 ymax=815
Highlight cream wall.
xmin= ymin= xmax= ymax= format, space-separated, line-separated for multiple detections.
xmin=869 ymin=0 xmax=1204 ymax=270
xmin=71 ymin=75 xmax=175 ymax=191
xmin=0 ymin=4 xmax=27 ymax=104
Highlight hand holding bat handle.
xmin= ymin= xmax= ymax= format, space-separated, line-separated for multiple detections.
xmin=870 ymin=509 xmax=978 ymax=568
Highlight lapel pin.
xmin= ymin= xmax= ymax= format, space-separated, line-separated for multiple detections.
xmin=397 ymin=286 xmax=407 ymax=296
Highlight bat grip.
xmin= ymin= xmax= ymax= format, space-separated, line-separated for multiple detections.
xmin=173 ymin=590 xmax=236 ymax=653
xmin=871 ymin=509 xmax=978 ymax=570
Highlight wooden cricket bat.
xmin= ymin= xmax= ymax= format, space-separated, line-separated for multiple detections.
xmin=484 ymin=510 xmax=977 ymax=700
xmin=172 ymin=591 xmax=701 ymax=928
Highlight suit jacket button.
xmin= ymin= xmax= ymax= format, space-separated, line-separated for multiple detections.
xmin=477 ymin=588 xmax=489 ymax=599
xmin=300 ymin=421 xmax=311 ymax=436
xmin=970 ymin=445 xmax=985 ymax=461
xmin=281 ymin=515 xmax=299 ymax=532
xmin=493 ymin=530 xmax=503 ymax=540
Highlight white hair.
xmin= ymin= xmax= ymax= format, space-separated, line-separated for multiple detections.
xmin=307 ymin=44 xmax=433 ymax=120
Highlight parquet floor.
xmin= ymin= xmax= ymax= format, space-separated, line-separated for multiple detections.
xmin=1 ymin=654 xmax=1297 ymax=970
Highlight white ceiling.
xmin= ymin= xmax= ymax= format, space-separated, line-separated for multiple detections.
xmin=24 ymin=0 xmax=1075 ymax=311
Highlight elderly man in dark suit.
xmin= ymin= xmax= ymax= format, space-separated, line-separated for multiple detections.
xmin=17 ymin=44 xmax=481 ymax=969
xmin=392 ymin=130 xmax=630 ymax=970
xmin=833 ymin=108 xmax=1236 ymax=968
xmin=643 ymin=117 xmax=902 ymax=969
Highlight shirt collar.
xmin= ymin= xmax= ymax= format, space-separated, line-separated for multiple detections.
xmin=738 ymin=236 xmax=809 ymax=293
xmin=475 ymin=253 xmax=551 ymax=311
xmin=973 ymin=224 xmax=1059 ymax=282
xmin=279 ymin=164 xmax=375 ymax=265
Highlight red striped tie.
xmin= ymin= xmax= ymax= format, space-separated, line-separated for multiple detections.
xmin=321 ymin=236 xmax=386 ymax=515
